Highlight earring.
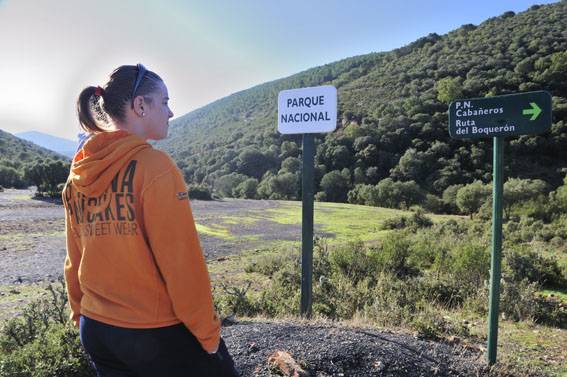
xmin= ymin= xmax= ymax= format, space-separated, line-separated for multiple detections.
xmin=142 ymin=112 xmax=146 ymax=117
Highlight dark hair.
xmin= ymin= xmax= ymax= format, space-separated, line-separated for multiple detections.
xmin=76 ymin=65 xmax=163 ymax=132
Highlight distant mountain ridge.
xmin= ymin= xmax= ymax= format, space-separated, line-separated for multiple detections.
xmin=15 ymin=131 xmax=76 ymax=158
xmin=154 ymin=2 xmax=567 ymax=204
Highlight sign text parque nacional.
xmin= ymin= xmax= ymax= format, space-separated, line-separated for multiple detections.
xmin=278 ymin=85 xmax=337 ymax=134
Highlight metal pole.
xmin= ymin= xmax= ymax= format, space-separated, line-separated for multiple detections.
xmin=300 ymin=133 xmax=315 ymax=318
xmin=487 ymin=136 xmax=504 ymax=364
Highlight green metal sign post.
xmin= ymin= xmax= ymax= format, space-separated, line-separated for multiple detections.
xmin=487 ymin=136 xmax=504 ymax=364
xmin=448 ymin=91 xmax=551 ymax=365
xmin=301 ymin=133 xmax=315 ymax=317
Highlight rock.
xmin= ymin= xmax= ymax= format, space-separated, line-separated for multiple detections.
xmin=447 ymin=336 xmax=461 ymax=345
xmin=248 ymin=342 xmax=259 ymax=354
xmin=268 ymin=350 xmax=308 ymax=377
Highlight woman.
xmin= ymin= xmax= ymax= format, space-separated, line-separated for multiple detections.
xmin=63 ymin=64 xmax=239 ymax=376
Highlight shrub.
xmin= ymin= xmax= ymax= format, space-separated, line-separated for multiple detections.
xmin=450 ymin=241 xmax=490 ymax=291
xmin=381 ymin=210 xmax=434 ymax=232
xmin=504 ymin=246 xmax=566 ymax=288
xmin=0 ymin=165 xmax=26 ymax=189
xmin=328 ymin=241 xmax=375 ymax=284
xmin=214 ymin=173 xmax=248 ymax=197
xmin=423 ymin=194 xmax=445 ymax=213
xmin=371 ymin=232 xmax=418 ymax=277
xmin=244 ymin=250 xmax=298 ymax=277
xmin=500 ymin=278 xmax=540 ymax=322
xmin=0 ymin=324 xmax=93 ymax=377
xmin=456 ymin=181 xmax=491 ymax=218
xmin=410 ymin=303 xmax=469 ymax=340
xmin=233 ymin=178 xmax=259 ymax=199
xmin=24 ymin=160 xmax=69 ymax=196
xmin=188 ymin=184 xmax=213 ymax=200
xmin=0 ymin=280 xmax=93 ymax=376
xmin=369 ymin=178 xmax=424 ymax=209
xmin=214 ymin=282 xmax=258 ymax=318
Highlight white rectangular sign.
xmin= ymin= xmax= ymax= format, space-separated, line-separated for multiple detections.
xmin=278 ymin=85 xmax=337 ymax=134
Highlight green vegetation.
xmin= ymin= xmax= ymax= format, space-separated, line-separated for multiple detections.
xmin=0 ymin=280 xmax=93 ymax=377
xmin=0 ymin=129 xmax=69 ymax=191
xmin=156 ymin=2 xmax=567 ymax=213
xmin=213 ymin=218 xmax=566 ymax=376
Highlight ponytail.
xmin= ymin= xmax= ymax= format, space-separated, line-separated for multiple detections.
xmin=76 ymin=86 xmax=106 ymax=133
xmin=76 ymin=65 xmax=163 ymax=133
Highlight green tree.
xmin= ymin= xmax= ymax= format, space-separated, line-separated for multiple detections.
xmin=280 ymin=157 xmax=301 ymax=174
xmin=442 ymin=184 xmax=464 ymax=214
xmin=319 ymin=170 xmax=350 ymax=202
xmin=214 ymin=173 xmax=248 ymax=197
xmin=0 ymin=165 xmax=25 ymax=188
xmin=436 ymin=77 xmax=463 ymax=104
xmin=23 ymin=160 xmax=69 ymax=196
xmin=370 ymin=178 xmax=424 ymax=209
xmin=503 ymin=178 xmax=548 ymax=219
xmin=233 ymin=178 xmax=259 ymax=199
xmin=456 ymin=181 xmax=491 ymax=218
xmin=237 ymin=148 xmax=276 ymax=179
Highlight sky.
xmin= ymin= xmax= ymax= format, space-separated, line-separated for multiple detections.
xmin=0 ymin=0 xmax=560 ymax=141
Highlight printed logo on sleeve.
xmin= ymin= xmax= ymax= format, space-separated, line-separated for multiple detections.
xmin=176 ymin=192 xmax=189 ymax=200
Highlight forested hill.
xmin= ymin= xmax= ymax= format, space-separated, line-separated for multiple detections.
xmin=156 ymin=2 xmax=567 ymax=205
xmin=0 ymin=129 xmax=68 ymax=188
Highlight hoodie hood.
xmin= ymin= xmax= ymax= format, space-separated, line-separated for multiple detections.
xmin=69 ymin=130 xmax=151 ymax=197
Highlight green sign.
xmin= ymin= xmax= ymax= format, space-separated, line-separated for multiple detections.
xmin=449 ymin=91 xmax=552 ymax=139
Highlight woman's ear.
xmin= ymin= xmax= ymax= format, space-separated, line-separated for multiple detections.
xmin=133 ymin=96 xmax=145 ymax=117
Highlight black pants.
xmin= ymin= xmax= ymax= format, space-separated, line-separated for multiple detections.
xmin=80 ymin=315 xmax=239 ymax=377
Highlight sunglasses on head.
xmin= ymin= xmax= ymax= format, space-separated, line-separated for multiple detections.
xmin=131 ymin=63 xmax=147 ymax=104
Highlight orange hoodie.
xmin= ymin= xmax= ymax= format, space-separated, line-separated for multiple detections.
xmin=62 ymin=130 xmax=220 ymax=353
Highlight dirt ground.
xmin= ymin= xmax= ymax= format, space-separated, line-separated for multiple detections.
xmin=0 ymin=189 xmax=304 ymax=286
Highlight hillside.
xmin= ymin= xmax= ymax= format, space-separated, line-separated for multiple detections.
xmin=156 ymin=2 xmax=567 ymax=206
xmin=0 ymin=129 xmax=68 ymax=188
xmin=15 ymin=131 xmax=76 ymax=158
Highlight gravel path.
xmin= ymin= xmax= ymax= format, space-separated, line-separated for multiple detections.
xmin=223 ymin=320 xmax=488 ymax=377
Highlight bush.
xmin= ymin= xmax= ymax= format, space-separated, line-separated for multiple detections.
xmin=0 ymin=165 xmax=26 ymax=189
xmin=214 ymin=173 xmax=248 ymax=197
xmin=328 ymin=241 xmax=375 ymax=284
xmin=369 ymin=178 xmax=424 ymax=209
xmin=381 ymin=210 xmax=433 ymax=232
xmin=0 ymin=280 xmax=93 ymax=376
xmin=233 ymin=178 xmax=259 ymax=199
xmin=23 ymin=160 xmax=69 ymax=196
xmin=456 ymin=181 xmax=491 ymax=218
xmin=423 ymin=194 xmax=445 ymax=213
xmin=188 ymin=184 xmax=213 ymax=200
xmin=214 ymin=282 xmax=258 ymax=318
xmin=450 ymin=241 xmax=490 ymax=291
xmin=0 ymin=324 xmax=93 ymax=377
xmin=371 ymin=232 xmax=418 ymax=277
xmin=410 ymin=304 xmax=469 ymax=340
xmin=504 ymin=246 xmax=566 ymax=288
xmin=244 ymin=250 xmax=298 ymax=277
xmin=500 ymin=278 xmax=540 ymax=322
